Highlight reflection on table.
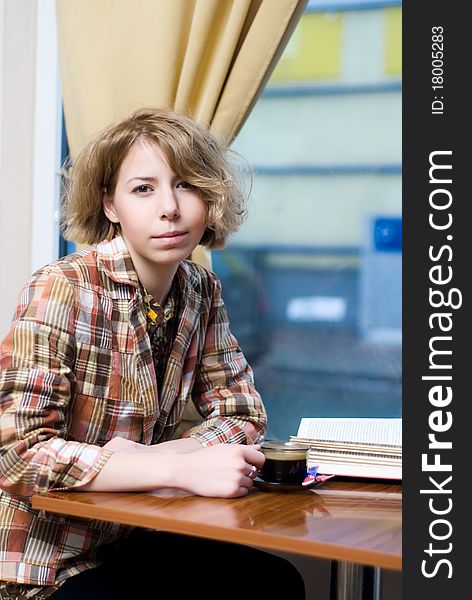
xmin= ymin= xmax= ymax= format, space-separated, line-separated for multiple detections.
xmin=33 ymin=479 xmax=401 ymax=571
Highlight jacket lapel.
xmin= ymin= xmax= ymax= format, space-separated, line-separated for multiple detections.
xmin=96 ymin=238 xmax=207 ymax=444
xmin=96 ymin=237 xmax=159 ymax=442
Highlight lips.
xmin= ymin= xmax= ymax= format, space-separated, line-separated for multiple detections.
xmin=151 ymin=231 xmax=188 ymax=246
xmin=154 ymin=231 xmax=186 ymax=239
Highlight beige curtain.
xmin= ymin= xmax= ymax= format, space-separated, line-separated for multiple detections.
xmin=56 ymin=0 xmax=306 ymax=269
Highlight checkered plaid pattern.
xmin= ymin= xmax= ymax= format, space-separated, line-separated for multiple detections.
xmin=0 ymin=582 xmax=59 ymax=599
xmin=0 ymin=236 xmax=266 ymax=586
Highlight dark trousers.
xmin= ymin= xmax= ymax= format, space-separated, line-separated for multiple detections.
xmin=51 ymin=529 xmax=305 ymax=599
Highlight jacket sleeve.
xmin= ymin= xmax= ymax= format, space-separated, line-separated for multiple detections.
xmin=0 ymin=270 xmax=112 ymax=501
xmin=184 ymin=272 xmax=267 ymax=446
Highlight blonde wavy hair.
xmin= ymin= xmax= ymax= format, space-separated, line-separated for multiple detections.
xmin=61 ymin=108 xmax=250 ymax=249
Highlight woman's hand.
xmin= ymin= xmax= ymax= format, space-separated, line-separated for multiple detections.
xmin=174 ymin=444 xmax=265 ymax=498
xmin=83 ymin=438 xmax=263 ymax=496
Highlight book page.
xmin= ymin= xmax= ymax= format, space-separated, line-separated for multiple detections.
xmin=296 ymin=439 xmax=402 ymax=455
xmin=297 ymin=418 xmax=402 ymax=447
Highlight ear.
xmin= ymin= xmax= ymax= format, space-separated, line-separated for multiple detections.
xmin=102 ymin=188 xmax=120 ymax=223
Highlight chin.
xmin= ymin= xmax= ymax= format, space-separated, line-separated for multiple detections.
xmin=153 ymin=249 xmax=190 ymax=264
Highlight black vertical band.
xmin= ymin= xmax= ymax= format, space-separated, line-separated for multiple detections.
xmin=403 ymin=2 xmax=467 ymax=597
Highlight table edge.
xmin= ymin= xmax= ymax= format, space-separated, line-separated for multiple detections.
xmin=32 ymin=493 xmax=402 ymax=571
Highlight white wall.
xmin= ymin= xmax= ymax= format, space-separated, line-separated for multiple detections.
xmin=0 ymin=0 xmax=60 ymax=337
xmin=31 ymin=0 xmax=62 ymax=274
xmin=0 ymin=0 xmax=37 ymax=337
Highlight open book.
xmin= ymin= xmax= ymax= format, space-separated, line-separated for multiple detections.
xmin=291 ymin=418 xmax=402 ymax=480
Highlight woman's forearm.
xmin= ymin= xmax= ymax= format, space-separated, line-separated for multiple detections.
xmin=149 ymin=437 xmax=202 ymax=453
xmin=77 ymin=441 xmax=265 ymax=498
xmin=78 ymin=451 xmax=183 ymax=492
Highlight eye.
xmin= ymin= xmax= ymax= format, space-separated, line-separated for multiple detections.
xmin=133 ymin=184 xmax=153 ymax=194
xmin=177 ymin=181 xmax=192 ymax=189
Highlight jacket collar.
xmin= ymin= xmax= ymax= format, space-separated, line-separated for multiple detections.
xmin=96 ymin=235 xmax=140 ymax=288
xmin=95 ymin=235 xmax=200 ymax=295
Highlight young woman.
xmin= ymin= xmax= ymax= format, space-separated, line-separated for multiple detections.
xmin=0 ymin=109 xmax=305 ymax=599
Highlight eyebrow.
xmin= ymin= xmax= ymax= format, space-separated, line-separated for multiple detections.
xmin=126 ymin=176 xmax=159 ymax=184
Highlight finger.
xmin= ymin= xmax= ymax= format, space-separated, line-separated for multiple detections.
xmin=226 ymin=482 xmax=250 ymax=498
xmin=241 ymin=475 xmax=255 ymax=490
xmin=245 ymin=464 xmax=258 ymax=479
xmin=244 ymin=448 xmax=265 ymax=469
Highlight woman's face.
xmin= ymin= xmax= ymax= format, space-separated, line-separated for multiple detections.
xmin=102 ymin=140 xmax=207 ymax=277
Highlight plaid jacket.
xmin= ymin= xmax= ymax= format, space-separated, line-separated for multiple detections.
xmin=0 ymin=236 xmax=266 ymax=586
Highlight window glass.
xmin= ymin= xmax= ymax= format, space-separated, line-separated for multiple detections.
xmin=270 ymin=12 xmax=343 ymax=82
xmin=213 ymin=2 xmax=402 ymax=440
xmin=58 ymin=109 xmax=76 ymax=257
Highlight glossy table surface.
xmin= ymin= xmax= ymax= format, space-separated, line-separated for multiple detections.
xmin=32 ymin=480 xmax=402 ymax=571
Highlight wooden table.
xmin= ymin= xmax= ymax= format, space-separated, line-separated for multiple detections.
xmin=33 ymin=480 xmax=401 ymax=600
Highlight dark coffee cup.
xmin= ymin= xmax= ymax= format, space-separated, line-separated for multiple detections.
xmin=259 ymin=441 xmax=311 ymax=485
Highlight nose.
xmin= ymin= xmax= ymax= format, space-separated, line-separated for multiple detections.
xmin=159 ymin=188 xmax=180 ymax=220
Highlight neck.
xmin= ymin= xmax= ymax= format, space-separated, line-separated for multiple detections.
xmin=140 ymin=264 xmax=179 ymax=305
xmin=120 ymin=236 xmax=181 ymax=304
xmin=127 ymin=252 xmax=180 ymax=305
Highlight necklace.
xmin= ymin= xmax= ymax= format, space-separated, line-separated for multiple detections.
xmin=141 ymin=286 xmax=165 ymax=327
xmin=143 ymin=289 xmax=159 ymax=323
